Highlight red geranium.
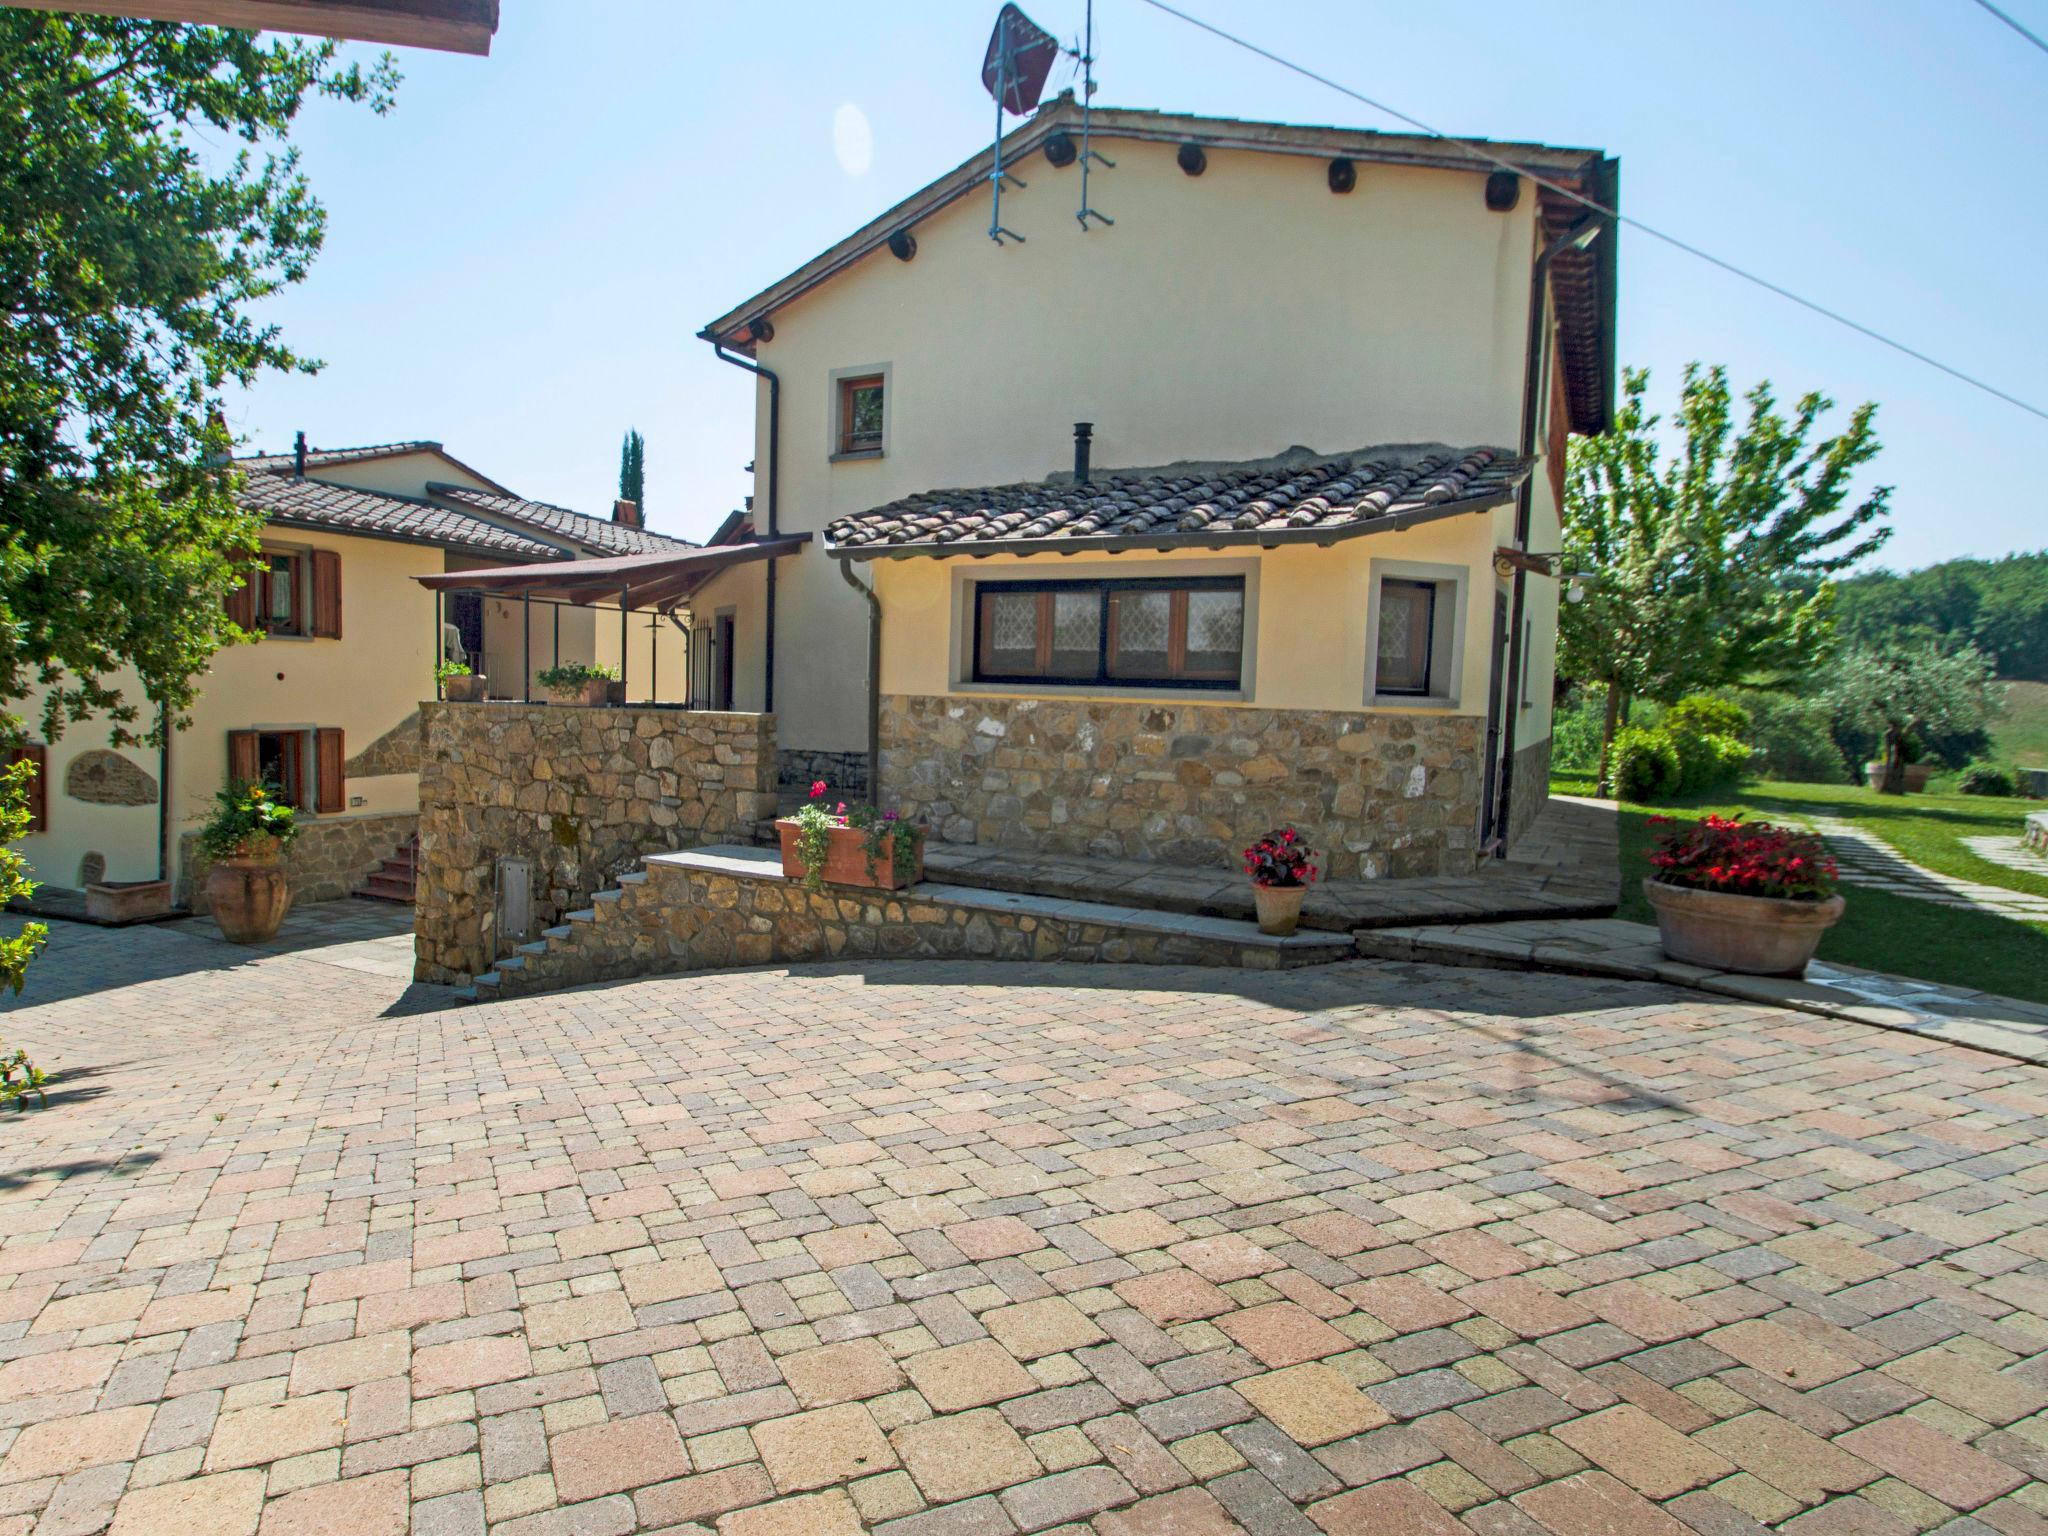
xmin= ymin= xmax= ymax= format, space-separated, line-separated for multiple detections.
xmin=1243 ymin=827 xmax=1319 ymax=888
xmin=1647 ymin=813 xmax=1837 ymax=901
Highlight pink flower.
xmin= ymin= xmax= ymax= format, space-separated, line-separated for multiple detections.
xmin=810 ymin=781 xmax=826 ymax=799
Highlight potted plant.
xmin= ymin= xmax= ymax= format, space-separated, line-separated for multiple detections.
xmin=1243 ymin=827 xmax=1318 ymax=935
xmin=198 ymin=781 xmax=298 ymax=943
xmin=778 ymin=781 xmax=926 ymax=892
xmin=1643 ymin=813 xmax=1843 ymax=976
xmin=437 ymin=659 xmax=486 ymax=703
xmin=535 ymin=661 xmax=618 ymax=707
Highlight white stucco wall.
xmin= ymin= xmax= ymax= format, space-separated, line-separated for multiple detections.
xmin=727 ymin=136 xmax=1543 ymax=755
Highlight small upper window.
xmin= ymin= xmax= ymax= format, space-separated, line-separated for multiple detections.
xmin=257 ymin=553 xmax=303 ymax=636
xmin=1375 ymin=578 xmax=1438 ymax=697
xmin=837 ymin=374 xmax=885 ymax=457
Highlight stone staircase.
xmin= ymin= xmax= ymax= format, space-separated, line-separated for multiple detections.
xmin=355 ymin=834 xmax=419 ymax=905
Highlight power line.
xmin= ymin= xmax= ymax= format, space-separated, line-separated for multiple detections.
xmin=1971 ymin=0 xmax=2048 ymax=57
xmin=1131 ymin=0 xmax=2048 ymax=425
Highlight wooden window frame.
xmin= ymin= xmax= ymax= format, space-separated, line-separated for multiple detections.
xmin=970 ymin=577 xmax=1245 ymax=691
xmin=1373 ymin=577 xmax=1439 ymax=698
xmin=254 ymin=552 xmax=306 ymax=637
xmin=230 ymin=727 xmax=344 ymax=813
xmin=835 ymin=373 xmax=885 ymax=459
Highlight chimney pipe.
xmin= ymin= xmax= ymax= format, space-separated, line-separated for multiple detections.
xmin=612 ymin=498 xmax=642 ymax=528
xmin=1073 ymin=422 xmax=1093 ymax=485
xmin=293 ymin=430 xmax=307 ymax=478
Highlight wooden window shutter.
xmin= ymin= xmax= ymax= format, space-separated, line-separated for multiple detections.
xmin=227 ymin=730 xmax=260 ymax=788
xmin=4 ymin=744 xmax=47 ymax=834
xmin=312 ymin=550 xmax=342 ymax=638
xmin=225 ymin=564 xmax=257 ymax=631
xmin=315 ymin=728 xmax=344 ymax=814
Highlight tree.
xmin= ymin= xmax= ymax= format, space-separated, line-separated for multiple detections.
xmin=0 ymin=762 xmax=45 ymax=997
xmin=618 ymin=428 xmax=645 ymax=511
xmin=0 ymin=14 xmax=398 ymax=748
xmin=1561 ymin=364 xmax=1891 ymax=787
xmin=1824 ymin=639 xmax=2001 ymax=793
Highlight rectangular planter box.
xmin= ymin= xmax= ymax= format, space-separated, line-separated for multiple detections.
xmin=775 ymin=819 xmax=924 ymax=891
xmin=85 ymin=879 xmax=172 ymax=923
xmin=544 ymin=679 xmax=610 ymax=707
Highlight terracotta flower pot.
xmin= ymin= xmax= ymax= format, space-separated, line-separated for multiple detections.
xmin=776 ymin=820 xmax=923 ymax=890
xmin=1643 ymin=878 xmax=1844 ymax=977
xmin=1251 ymin=882 xmax=1306 ymax=936
xmin=546 ymin=678 xmax=609 ymax=707
xmin=1863 ymin=761 xmax=1935 ymax=793
xmin=442 ymin=673 xmax=486 ymax=702
xmin=207 ymin=858 xmax=292 ymax=943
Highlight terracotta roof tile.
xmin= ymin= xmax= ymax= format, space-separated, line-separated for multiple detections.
xmin=827 ymin=444 xmax=1530 ymax=557
xmin=428 ymin=485 xmax=695 ymax=557
xmin=236 ymin=472 xmax=563 ymax=561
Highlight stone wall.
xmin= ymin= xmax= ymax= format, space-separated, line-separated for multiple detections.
xmin=477 ymin=846 xmax=1351 ymax=1000
xmin=777 ymin=747 xmax=869 ymax=802
xmin=179 ymin=810 xmax=416 ymax=912
xmin=1505 ymin=733 xmax=1552 ymax=850
xmin=880 ymin=694 xmax=1483 ymax=880
xmin=414 ymin=702 xmax=777 ymax=984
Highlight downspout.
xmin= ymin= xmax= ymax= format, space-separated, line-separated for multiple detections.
xmin=155 ymin=700 xmax=172 ymax=889
xmin=837 ymin=557 xmax=882 ymax=803
xmin=1489 ymin=212 xmax=1605 ymax=856
xmin=711 ymin=340 xmax=780 ymax=714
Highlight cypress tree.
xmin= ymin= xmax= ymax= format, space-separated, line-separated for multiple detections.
xmin=618 ymin=428 xmax=645 ymax=510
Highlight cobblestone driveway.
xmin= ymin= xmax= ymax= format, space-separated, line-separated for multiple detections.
xmin=1 ymin=913 xmax=2045 ymax=1536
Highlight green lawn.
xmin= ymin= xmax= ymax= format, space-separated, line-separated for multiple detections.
xmin=1552 ymin=771 xmax=2048 ymax=1005
xmin=1991 ymin=679 xmax=2048 ymax=770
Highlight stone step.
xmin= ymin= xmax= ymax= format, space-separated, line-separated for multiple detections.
xmin=542 ymin=925 xmax=573 ymax=941
xmin=497 ymin=954 xmax=526 ymax=973
xmin=515 ymin=941 xmax=548 ymax=958
xmin=566 ymin=908 xmax=596 ymax=924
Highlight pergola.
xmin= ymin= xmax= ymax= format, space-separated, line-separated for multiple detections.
xmin=415 ymin=535 xmax=806 ymax=706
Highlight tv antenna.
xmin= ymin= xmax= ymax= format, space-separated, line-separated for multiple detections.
xmin=1072 ymin=0 xmax=1113 ymax=229
xmin=980 ymin=3 xmax=1058 ymax=245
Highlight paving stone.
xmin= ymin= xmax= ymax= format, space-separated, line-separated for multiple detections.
xmin=893 ymin=1409 xmax=1043 ymax=1504
xmin=255 ymin=1469 xmax=408 ymax=1535
xmin=547 ymin=1411 xmax=689 ymax=1501
xmin=908 ymin=1339 xmax=1042 ymax=1413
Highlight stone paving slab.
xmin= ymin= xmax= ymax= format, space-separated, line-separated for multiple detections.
xmin=1811 ymin=816 xmax=2048 ymax=923
xmin=2 ymin=914 xmax=2046 ymax=1536
xmin=1357 ymin=914 xmax=2048 ymax=1065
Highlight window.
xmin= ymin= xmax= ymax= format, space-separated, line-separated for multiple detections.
xmin=1375 ymin=579 xmax=1437 ymax=697
xmin=836 ymin=374 xmax=885 ymax=457
xmin=4 ymin=743 xmax=46 ymax=834
xmin=972 ymin=578 xmax=1245 ymax=690
xmin=256 ymin=554 xmax=303 ymax=635
xmin=226 ymin=548 xmax=339 ymax=638
xmin=1367 ymin=565 xmax=1464 ymax=706
xmin=228 ymin=727 xmax=345 ymax=814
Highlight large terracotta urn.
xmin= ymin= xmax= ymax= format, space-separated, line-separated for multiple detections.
xmin=1643 ymin=878 xmax=1843 ymax=977
xmin=207 ymin=838 xmax=291 ymax=943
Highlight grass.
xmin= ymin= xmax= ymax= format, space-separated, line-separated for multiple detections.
xmin=1989 ymin=679 xmax=2048 ymax=770
xmin=1552 ymin=769 xmax=2048 ymax=1005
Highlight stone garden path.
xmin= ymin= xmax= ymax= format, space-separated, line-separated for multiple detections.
xmin=1806 ymin=815 xmax=2048 ymax=924
xmin=0 ymin=907 xmax=2045 ymax=1535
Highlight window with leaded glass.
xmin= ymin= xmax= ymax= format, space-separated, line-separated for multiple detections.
xmin=1375 ymin=577 xmax=1437 ymax=696
xmin=972 ymin=578 xmax=1244 ymax=689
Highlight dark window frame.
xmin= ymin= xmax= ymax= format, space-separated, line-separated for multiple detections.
xmin=970 ymin=576 xmax=1246 ymax=691
xmin=835 ymin=373 xmax=885 ymax=458
xmin=254 ymin=551 xmax=306 ymax=636
xmin=1374 ymin=576 xmax=1439 ymax=698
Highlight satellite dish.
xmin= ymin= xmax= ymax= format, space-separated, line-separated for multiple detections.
xmin=982 ymin=3 xmax=1058 ymax=116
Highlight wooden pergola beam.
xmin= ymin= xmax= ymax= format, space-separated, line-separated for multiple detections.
xmin=5 ymin=0 xmax=499 ymax=54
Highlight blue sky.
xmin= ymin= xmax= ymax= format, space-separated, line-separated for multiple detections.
xmin=230 ymin=0 xmax=2048 ymax=571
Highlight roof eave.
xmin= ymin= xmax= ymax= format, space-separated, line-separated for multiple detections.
xmin=255 ymin=510 xmax=566 ymax=565
xmin=825 ymin=486 xmax=1520 ymax=562
xmin=697 ymin=103 xmax=1610 ymax=347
